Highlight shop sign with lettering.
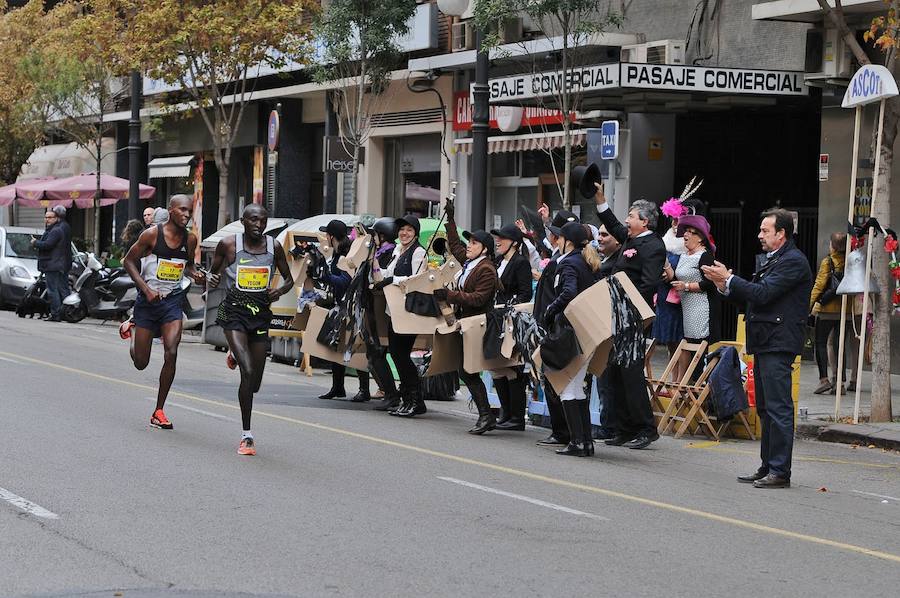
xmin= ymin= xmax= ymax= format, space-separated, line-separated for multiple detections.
xmin=453 ymin=91 xmax=567 ymax=131
xmin=487 ymin=64 xmax=620 ymax=103
xmin=620 ymin=63 xmax=806 ymax=96
xmin=841 ymin=64 xmax=899 ymax=108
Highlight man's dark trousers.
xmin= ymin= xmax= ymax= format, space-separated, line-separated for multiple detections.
xmin=44 ymin=271 xmax=69 ymax=318
xmin=755 ymin=351 xmax=795 ymax=478
xmin=607 ymin=359 xmax=655 ymax=439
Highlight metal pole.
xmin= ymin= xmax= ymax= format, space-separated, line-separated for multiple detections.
xmin=853 ymin=98 xmax=886 ymax=424
xmin=128 ymin=69 xmax=142 ymax=220
xmin=834 ymin=106 xmax=861 ymax=420
xmin=470 ymin=28 xmax=489 ymax=231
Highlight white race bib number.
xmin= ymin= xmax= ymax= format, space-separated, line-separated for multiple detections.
xmin=155 ymin=258 xmax=186 ymax=283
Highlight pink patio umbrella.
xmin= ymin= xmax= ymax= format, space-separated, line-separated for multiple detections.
xmin=42 ymin=173 xmax=155 ymax=208
xmin=0 ymin=178 xmax=59 ymax=207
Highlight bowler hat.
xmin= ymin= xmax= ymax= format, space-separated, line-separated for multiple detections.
xmin=463 ymin=230 xmax=495 ymax=258
xmin=319 ymin=219 xmax=348 ymax=238
xmin=490 ymin=223 xmax=523 ymax=244
xmin=548 ymin=209 xmax=578 ymax=235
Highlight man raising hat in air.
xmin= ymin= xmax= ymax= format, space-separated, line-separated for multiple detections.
xmin=121 ymin=194 xmax=206 ymax=430
xmin=207 ymin=204 xmax=293 ymax=455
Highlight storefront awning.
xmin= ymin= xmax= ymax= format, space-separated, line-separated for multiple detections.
xmin=149 ymin=155 xmax=194 ymax=179
xmin=454 ymin=130 xmax=586 ymax=155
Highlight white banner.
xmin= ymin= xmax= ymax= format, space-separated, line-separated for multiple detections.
xmin=489 ymin=64 xmax=620 ymax=103
xmin=620 ymin=63 xmax=807 ymax=96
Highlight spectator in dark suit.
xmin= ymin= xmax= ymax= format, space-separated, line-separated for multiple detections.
xmin=702 ymin=209 xmax=812 ymax=489
xmin=594 ymin=183 xmax=666 ymax=450
xmin=32 ymin=206 xmax=72 ymax=322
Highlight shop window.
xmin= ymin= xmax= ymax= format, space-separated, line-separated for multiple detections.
xmin=490 ymin=152 xmax=518 ymax=177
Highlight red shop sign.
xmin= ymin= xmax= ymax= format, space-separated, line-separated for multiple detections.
xmin=452 ymin=91 xmax=566 ymax=131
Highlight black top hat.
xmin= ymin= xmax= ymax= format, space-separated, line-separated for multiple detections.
xmin=463 ymin=230 xmax=495 ymax=258
xmin=319 ymin=219 xmax=348 ymax=238
xmin=394 ymin=214 xmax=421 ymax=236
xmin=490 ymin=223 xmax=523 ymax=244
xmin=571 ymin=162 xmax=601 ymax=199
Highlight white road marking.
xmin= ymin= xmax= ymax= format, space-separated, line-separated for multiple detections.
xmin=852 ymin=490 xmax=900 ymax=502
xmin=143 ymin=397 xmax=237 ymax=422
xmin=0 ymin=486 xmax=59 ymax=519
xmin=0 ymin=355 xmax=22 ymax=364
xmin=438 ymin=477 xmax=610 ymax=521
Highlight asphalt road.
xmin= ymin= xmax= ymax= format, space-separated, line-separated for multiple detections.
xmin=1 ymin=311 xmax=899 ymax=597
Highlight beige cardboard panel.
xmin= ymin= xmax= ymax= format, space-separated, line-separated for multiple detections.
xmin=300 ymin=306 xmax=369 ymax=370
xmin=291 ymin=306 xmax=311 ymax=332
xmin=533 ymin=346 xmax=593 ymax=395
xmin=587 ymin=339 xmax=613 ymax=378
xmin=373 ymin=293 xmax=390 ymax=345
xmin=564 ymin=278 xmax=613 ymax=353
xmin=426 ymin=330 xmax=462 ymax=376
xmin=613 ymin=272 xmax=656 ymax=325
xmin=338 ymin=234 xmax=373 ymax=275
xmin=383 ymin=284 xmax=445 ymax=335
xmin=500 ymin=315 xmax=516 ymax=359
xmin=459 ymin=314 xmax=522 ymax=374
xmin=402 ymin=258 xmax=462 ymax=295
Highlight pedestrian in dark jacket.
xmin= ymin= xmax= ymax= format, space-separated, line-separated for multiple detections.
xmin=593 ymin=222 xmax=622 ymax=440
xmin=594 ymin=183 xmax=665 ymax=450
xmin=314 ymin=219 xmax=364 ymax=402
xmin=532 ymin=208 xmax=578 ymax=447
xmin=434 ymin=203 xmax=500 ymax=435
xmin=543 ymin=221 xmax=597 ymax=457
xmin=32 ymin=207 xmax=72 ymax=321
xmin=702 ymin=208 xmax=812 ymax=489
xmin=488 ymin=224 xmax=534 ymax=432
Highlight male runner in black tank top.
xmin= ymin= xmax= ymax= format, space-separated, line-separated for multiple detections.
xmin=207 ymin=204 xmax=293 ymax=455
xmin=122 ymin=195 xmax=205 ymax=429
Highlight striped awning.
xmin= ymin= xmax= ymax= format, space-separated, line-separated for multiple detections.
xmin=454 ymin=129 xmax=587 ymax=155
xmin=148 ymin=155 xmax=195 ymax=178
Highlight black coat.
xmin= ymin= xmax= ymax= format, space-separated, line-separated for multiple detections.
xmin=597 ymin=247 xmax=621 ymax=280
xmin=495 ymin=251 xmax=533 ymax=305
xmin=596 ymin=207 xmax=666 ymax=305
xmin=533 ymin=250 xmax=559 ymax=327
xmin=34 ymin=221 xmax=72 ymax=273
xmin=546 ymin=249 xmax=595 ymax=321
xmin=727 ymin=240 xmax=812 ymax=356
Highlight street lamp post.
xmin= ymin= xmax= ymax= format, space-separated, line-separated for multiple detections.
xmin=128 ymin=69 xmax=142 ymax=220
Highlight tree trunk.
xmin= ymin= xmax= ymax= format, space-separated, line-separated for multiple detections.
xmin=351 ymin=143 xmax=360 ymax=215
xmin=870 ymin=99 xmax=898 ymax=422
xmin=93 ymin=146 xmax=102 ymax=255
xmin=563 ymin=124 xmax=572 ymax=210
xmin=217 ymin=156 xmax=229 ymax=230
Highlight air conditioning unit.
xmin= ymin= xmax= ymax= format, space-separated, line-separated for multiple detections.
xmin=621 ymin=40 xmax=685 ymax=65
xmin=498 ymin=17 xmax=523 ymax=44
xmin=804 ymin=28 xmax=852 ymax=80
xmin=452 ymin=21 xmax=474 ymax=52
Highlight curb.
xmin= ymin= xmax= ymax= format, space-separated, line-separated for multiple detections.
xmin=798 ymin=419 xmax=900 ymax=451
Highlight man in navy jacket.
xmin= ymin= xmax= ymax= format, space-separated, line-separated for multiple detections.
xmin=32 ymin=207 xmax=72 ymax=322
xmin=703 ymin=209 xmax=812 ymax=489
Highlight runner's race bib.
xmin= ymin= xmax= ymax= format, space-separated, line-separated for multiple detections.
xmin=155 ymin=258 xmax=186 ymax=283
xmin=236 ymin=265 xmax=271 ymax=292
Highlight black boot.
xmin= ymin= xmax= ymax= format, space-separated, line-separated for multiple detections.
xmin=579 ymin=399 xmax=594 ymax=456
xmin=468 ymin=383 xmax=496 ymax=435
xmin=350 ymin=371 xmax=371 ymax=402
xmin=394 ymin=389 xmax=426 ymax=418
xmin=496 ymin=376 xmax=526 ymax=431
xmin=319 ymin=366 xmax=346 ymax=400
xmin=493 ymin=377 xmax=511 ymax=425
xmin=373 ymin=393 xmax=401 ymax=412
xmin=556 ymin=400 xmax=587 ymax=456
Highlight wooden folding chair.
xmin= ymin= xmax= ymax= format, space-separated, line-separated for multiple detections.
xmin=649 ymin=339 xmax=708 ymax=434
xmin=702 ymin=342 xmax=756 ymax=440
xmin=668 ymin=352 xmax=720 ymax=439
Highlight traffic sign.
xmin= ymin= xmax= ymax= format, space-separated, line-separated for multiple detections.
xmin=267 ymin=110 xmax=280 ymax=151
xmin=600 ymin=120 xmax=619 ymax=160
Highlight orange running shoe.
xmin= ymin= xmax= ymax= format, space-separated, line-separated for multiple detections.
xmin=119 ymin=319 xmax=135 ymax=340
xmin=226 ymin=352 xmax=237 ymax=370
xmin=150 ymin=409 xmax=173 ymax=430
xmin=237 ymin=437 xmax=256 ymax=456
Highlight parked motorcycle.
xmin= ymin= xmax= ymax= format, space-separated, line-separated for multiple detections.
xmin=60 ymin=253 xmax=136 ymax=322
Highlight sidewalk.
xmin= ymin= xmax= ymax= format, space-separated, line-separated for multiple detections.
xmin=795 ymin=360 xmax=900 ymax=450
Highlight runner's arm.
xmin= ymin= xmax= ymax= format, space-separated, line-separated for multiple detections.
xmin=123 ymin=227 xmax=159 ymax=301
xmin=185 ymin=234 xmax=205 ymax=284
xmin=270 ymin=241 xmax=294 ymax=300
xmin=206 ymin=237 xmax=231 ymax=288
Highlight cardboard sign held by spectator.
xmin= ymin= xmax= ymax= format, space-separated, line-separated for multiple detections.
xmin=300 ymin=305 xmax=369 ymax=370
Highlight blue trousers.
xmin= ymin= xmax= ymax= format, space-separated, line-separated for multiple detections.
xmin=755 ymin=352 xmax=795 ymax=478
xmin=44 ymin=271 xmax=69 ymax=318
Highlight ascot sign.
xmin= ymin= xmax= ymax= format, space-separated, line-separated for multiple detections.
xmin=841 ymin=64 xmax=899 ymax=108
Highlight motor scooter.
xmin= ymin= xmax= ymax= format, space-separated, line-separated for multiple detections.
xmin=61 ymin=253 xmax=136 ymax=322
